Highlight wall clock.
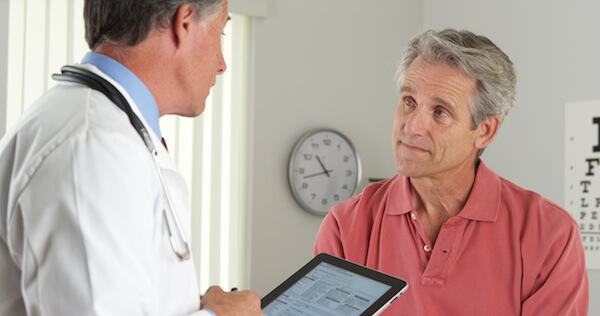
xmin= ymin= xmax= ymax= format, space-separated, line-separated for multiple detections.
xmin=288 ymin=129 xmax=362 ymax=216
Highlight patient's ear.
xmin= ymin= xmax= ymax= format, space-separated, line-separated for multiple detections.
xmin=475 ymin=116 xmax=500 ymax=150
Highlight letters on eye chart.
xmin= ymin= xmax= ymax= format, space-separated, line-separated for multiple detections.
xmin=565 ymin=101 xmax=600 ymax=269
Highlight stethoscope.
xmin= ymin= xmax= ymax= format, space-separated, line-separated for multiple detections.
xmin=52 ymin=65 xmax=191 ymax=261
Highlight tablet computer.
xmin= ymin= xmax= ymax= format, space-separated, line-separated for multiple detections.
xmin=262 ymin=253 xmax=408 ymax=316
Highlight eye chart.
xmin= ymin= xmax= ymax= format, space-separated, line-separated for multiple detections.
xmin=565 ymin=100 xmax=600 ymax=269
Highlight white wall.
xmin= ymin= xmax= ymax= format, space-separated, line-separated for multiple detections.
xmin=0 ymin=0 xmax=8 ymax=135
xmin=250 ymin=0 xmax=598 ymax=313
xmin=249 ymin=0 xmax=424 ymax=295
xmin=422 ymin=1 xmax=599 ymax=314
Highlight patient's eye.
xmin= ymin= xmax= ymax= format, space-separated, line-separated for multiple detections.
xmin=435 ymin=108 xmax=447 ymax=117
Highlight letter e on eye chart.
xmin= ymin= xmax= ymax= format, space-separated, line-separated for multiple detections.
xmin=565 ymin=100 xmax=600 ymax=269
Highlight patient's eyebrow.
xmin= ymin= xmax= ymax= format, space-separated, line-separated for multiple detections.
xmin=399 ymin=85 xmax=413 ymax=94
xmin=432 ymin=97 xmax=456 ymax=112
xmin=399 ymin=85 xmax=457 ymax=112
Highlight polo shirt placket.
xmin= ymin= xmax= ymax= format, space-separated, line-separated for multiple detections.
xmin=418 ymin=216 xmax=474 ymax=287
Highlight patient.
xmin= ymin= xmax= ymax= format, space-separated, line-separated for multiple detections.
xmin=314 ymin=29 xmax=589 ymax=315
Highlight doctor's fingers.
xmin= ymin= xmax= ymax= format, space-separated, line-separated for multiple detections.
xmin=201 ymin=286 xmax=264 ymax=315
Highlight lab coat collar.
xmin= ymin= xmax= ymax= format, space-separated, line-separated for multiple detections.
xmin=68 ymin=63 xmax=177 ymax=173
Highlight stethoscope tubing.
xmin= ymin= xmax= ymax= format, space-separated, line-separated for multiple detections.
xmin=52 ymin=66 xmax=191 ymax=261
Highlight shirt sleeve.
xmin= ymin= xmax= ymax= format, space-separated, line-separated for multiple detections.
xmin=521 ymin=222 xmax=589 ymax=315
xmin=11 ymin=129 xmax=199 ymax=315
xmin=314 ymin=209 xmax=345 ymax=258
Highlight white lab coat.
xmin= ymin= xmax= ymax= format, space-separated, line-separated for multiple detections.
xmin=0 ymin=64 xmax=211 ymax=315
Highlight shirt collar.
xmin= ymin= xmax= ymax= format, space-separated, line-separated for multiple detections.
xmin=81 ymin=52 xmax=162 ymax=139
xmin=385 ymin=160 xmax=501 ymax=222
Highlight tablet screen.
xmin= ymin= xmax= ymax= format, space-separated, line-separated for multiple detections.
xmin=262 ymin=254 xmax=407 ymax=316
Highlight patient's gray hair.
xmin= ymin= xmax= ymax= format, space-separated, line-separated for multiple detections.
xmin=395 ymin=29 xmax=517 ymax=130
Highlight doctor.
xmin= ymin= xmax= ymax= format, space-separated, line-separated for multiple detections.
xmin=0 ymin=0 xmax=262 ymax=315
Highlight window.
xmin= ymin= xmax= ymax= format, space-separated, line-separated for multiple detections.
xmin=5 ymin=0 xmax=87 ymax=127
xmin=3 ymin=0 xmax=251 ymax=294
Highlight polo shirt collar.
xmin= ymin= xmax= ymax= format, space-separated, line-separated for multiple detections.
xmin=385 ymin=160 xmax=501 ymax=222
xmin=458 ymin=161 xmax=501 ymax=222
xmin=385 ymin=174 xmax=413 ymax=216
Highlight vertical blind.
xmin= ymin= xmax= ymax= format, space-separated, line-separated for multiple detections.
xmin=4 ymin=0 xmax=251 ymax=294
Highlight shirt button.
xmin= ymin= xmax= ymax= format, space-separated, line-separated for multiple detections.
xmin=411 ymin=213 xmax=416 ymax=220
xmin=424 ymin=245 xmax=432 ymax=252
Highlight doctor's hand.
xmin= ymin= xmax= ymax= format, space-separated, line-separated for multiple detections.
xmin=201 ymin=285 xmax=264 ymax=315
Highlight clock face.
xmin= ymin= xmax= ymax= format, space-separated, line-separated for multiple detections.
xmin=288 ymin=129 xmax=361 ymax=215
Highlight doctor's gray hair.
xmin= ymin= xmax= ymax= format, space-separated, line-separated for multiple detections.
xmin=395 ymin=29 xmax=517 ymax=130
xmin=84 ymin=0 xmax=223 ymax=50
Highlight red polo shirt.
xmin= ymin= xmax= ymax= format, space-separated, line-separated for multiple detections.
xmin=314 ymin=161 xmax=589 ymax=315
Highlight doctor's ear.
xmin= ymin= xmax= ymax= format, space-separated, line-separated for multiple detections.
xmin=171 ymin=4 xmax=197 ymax=47
xmin=474 ymin=116 xmax=500 ymax=150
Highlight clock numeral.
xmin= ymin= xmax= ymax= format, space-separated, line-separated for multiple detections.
xmin=323 ymin=139 xmax=331 ymax=146
xmin=333 ymin=194 xmax=340 ymax=201
xmin=312 ymin=143 xmax=319 ymax=150
xmin=343 ymin=155 xmax=349 ymax=163
xmin=302 ymin=182 xmax=308 ymax=189
xmin=299 ymin=167 xmax=305 ymax=174
xmin=322 ymin=198 xmax=328 ymax=205
xmin=303 ymin=154 xmax=312 ymax=160
xmin=311 ymin=193 xmax=316 ymax=200
xmin=346 ymin=170 xmax=352 ymax=176
xmin=342 ymin=184 xmax=348 ymax=190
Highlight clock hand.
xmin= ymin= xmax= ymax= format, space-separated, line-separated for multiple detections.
xmin=315 ymin=155 xmax=330 ymax=177
xmin=303 ymin=170 xmax=334 ymax=179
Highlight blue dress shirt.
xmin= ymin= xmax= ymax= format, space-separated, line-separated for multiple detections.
xmin=81 ymin=52 xmax=162 ymax=140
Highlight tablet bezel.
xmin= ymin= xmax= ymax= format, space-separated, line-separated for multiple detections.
xmin=261 ymin=253 xmax=408 ymax=315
